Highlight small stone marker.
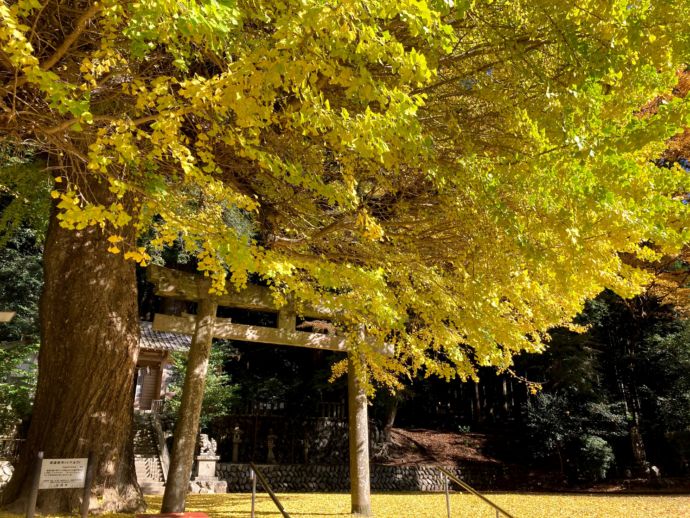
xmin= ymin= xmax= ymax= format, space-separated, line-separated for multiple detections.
xmin=232 ymin=425 xmax=242 ymax=463
xmin=266 ymin=429 xmax=277 ymax=464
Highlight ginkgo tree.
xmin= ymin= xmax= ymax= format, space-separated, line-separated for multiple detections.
xmin=1 ymin=0 xmax=690 ymax=514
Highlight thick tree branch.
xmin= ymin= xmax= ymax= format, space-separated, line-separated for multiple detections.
xmin=43 ymin=113 xmax=164 ymax=135
xmin=41 ymin=3 xmax=101 ymax=71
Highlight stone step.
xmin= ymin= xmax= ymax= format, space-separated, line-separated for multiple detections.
xmin=134 ymin=445 xmax=157 ymax=452
xmin=137 ymin=477 xmax=164 ymax=483
xmin=136 ymin=465 xmax=163 ymax=474
xmin=135 ymin=464 xmax=163 ymax=482
xmin=139 ymin=481 xmax=166 ymax=495
xmin=134 ymin=447 xmax=159 ymax=455
xmin=137 ymin=474 xmax=164 ymax=485
xmin=136 ymin=465 xmax=164 ymax=477
xmin=138 ymin=477 xmax=164 ymax=483
xmin=133 ymin=413 xmax=166 ymax=489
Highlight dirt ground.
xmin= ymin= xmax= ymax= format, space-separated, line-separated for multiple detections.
xmin=380 ymin=428 xmax=501 ymax=465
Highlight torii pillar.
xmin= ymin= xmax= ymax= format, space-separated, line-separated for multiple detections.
xmin=147 ymin=265 xmax=374 ymax=516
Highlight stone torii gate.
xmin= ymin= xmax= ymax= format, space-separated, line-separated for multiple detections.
xmin=147 ymin=265 xmax=377 ymax=516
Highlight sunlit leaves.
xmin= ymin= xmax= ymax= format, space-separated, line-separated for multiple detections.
xmin=2 ymin=0 xmax=690 ymax=390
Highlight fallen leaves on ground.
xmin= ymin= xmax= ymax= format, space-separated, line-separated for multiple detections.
xmin=1 ymin=492 xmax=689 ymax=518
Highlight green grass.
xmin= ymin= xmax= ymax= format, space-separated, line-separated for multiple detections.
xmin=1 ymin=492 xmax=689 ymax=517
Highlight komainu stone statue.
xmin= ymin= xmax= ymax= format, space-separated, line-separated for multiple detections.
xmin=198 ymin=433 xmax=217 ymax=456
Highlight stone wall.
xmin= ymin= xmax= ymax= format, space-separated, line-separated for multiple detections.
xmin=0 ymin=461 xmax=13 ymax=489
xmin=208 ymin=416 xmax=385 ymax=466
xmin=218 ymin=462 xmax=512 ymax=492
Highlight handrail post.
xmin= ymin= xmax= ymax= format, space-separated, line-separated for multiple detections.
xmin=80 ymin=451 xmax=97 ymax=518
xmin=436 ymin=465 xmax=516 ymax=518
xmin=444 ymin=475 xmax=451 ymax=518
xmin=250 ymin=463 xmax=291 ymax=518
xmin=250 ymin=466 xmax=256 ymax=518
xmin=25 ymin=451 xmax=43 ymax=518
xmin=150 ymin=411 xmax=170 ymax=482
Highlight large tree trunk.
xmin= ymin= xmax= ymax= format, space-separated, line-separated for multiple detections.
xmin=0 ymin=177 xmax=144 ymax=514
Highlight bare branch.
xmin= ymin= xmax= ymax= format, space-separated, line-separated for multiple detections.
xmin=41 ymin=3 xmax=101 ymax=71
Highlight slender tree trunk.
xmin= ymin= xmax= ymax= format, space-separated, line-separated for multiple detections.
xmin=161 ymin=298 xmax=217 ymax=513
xmin=629 ymin=423 xmax=647 ymax=472
xmin=620 ymin=314 xmax=648 ymax=475
xmin=623 ymin=380 xmax=648 ymax=473
xmin=348 ymin=355 xmax=371 ymax=516
xmin=556 ymin=445 xmax=565 ymax=478
xmin=1 ymin=180 xmax=143 ymax=514
xmin=471 ymin=381 xmax=482 ymax=424
xmin=382 ymin=395 xmax=399 ymax=444
xmin=501 ymin=378 xmax=509 ymax=419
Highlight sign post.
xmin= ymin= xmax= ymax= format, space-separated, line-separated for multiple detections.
xmin=80 ymin=452 xmax=97 ymax=517
xmin=25 ymin=452 xmax=95 ymax=518
xmin=25 ymin=451 xmax=43 ymax=518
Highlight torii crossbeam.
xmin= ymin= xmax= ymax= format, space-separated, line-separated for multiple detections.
xmin=147 ymin=265 xmax=375 ymax=516
xmin=0 ymin=311 xmax=16 ymax=323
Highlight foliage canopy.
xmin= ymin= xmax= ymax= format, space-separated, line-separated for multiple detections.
xmin=0 ymin=227 xmax=41 ymax=433
xmin=2 ymin=0 xmax=690 ymax=387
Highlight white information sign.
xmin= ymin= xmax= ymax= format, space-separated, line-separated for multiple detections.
xmin=38 ymin=458 xmax=88 ymax=489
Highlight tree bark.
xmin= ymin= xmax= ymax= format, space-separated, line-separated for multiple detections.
xmin=620 ymin=309 xmax=649 ymax=475
xmin=0 ymin=180 xmax=143 ymax=514
xmin=501 ymin=377 xmax=509 ymax=419
xmin=161 ymin=297 xmax=217 ymax=513
xmin=382 ymin=394 xmax=399 ymax=444
xmin=348 ymin=355 xmax=371 ymax=516
xmin=471 ymin=380 xmax=483 ymax=424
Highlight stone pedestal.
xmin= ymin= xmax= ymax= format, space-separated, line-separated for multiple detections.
xmin=189 ymin=455 xmax=227 ymax=494
xmin=195 ymin=455 xmax=220 ymax=479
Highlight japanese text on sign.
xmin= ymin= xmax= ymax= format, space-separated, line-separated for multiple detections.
xmin=38 ymin=458 xmax=88 ymax=489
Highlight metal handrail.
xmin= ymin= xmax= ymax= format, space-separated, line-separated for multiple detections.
xmin=149 ymin=410 xmax=170 ymax=482
xmin=436 ymin=465 xmax=517 ymax=518
xmin=249 ymin=463 xmax=291 ymax=518
xmin=150 ymin=399 xmax=164 ymax=415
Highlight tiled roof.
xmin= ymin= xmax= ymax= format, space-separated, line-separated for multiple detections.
xmin=140 ymin=320 xmax=191 ymax=353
